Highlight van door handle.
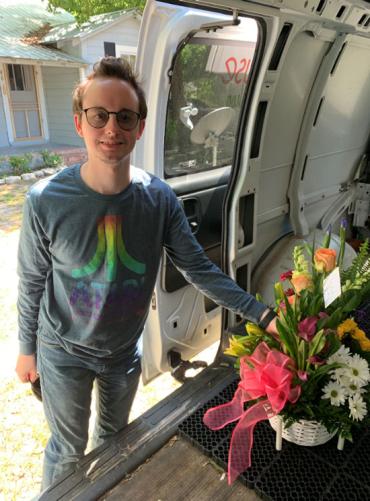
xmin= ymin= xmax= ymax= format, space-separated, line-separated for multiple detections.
xmin=182 ymin=197 xmax=201 ymax=234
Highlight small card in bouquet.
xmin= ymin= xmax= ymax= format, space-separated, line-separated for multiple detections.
xmin=323 ymin=267 xmax=341 ymax=308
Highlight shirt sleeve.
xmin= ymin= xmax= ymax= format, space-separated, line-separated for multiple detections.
xmin=17 ymin=192 xmax=51 ymax=355
xmin=163 ymin=190 xmax=267 ymax=325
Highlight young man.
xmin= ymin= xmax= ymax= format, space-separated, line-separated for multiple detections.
xmin=15 ymin=57 xmax=277 ymax=490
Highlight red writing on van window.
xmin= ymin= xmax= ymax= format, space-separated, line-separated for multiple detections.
xmin=222 ymin=57 xmax=251 ymax=84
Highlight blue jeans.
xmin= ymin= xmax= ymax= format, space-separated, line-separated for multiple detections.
xmin=37 ymin=336 xmax=141 ymax=490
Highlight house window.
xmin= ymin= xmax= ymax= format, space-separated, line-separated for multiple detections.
xmin=116 ymin=44 xmax=137 ymax=68
xmin=7 ymin=64 xmax=30 ymax=91
xmin=121 ymin=54 xmax=136 ymax=68
xmin=104 ymin=42 xmax=116 ymax=57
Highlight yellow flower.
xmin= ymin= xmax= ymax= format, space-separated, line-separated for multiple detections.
xmin=224 ymin=336 xmax=249 ymax=357
xmin=359 ymin=338 xmax=370 ymax=352
xmin=351 ymin=328 xmax=366 ymax=341
xmin=337 ymin=319 xmax=370 ymax=351
xmin=246 ymin=322 xmax=265 ymax=336
xmin=337 ymin=318 xmax=358 ymax=339
xmin=352 ymin=328 xmax=370 ymax=352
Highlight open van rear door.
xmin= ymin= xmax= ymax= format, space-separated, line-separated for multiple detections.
xmin=134 ymin=0 xmax=271 ymax=382
xmin=135 ymin=0 xmax=370 ymax=383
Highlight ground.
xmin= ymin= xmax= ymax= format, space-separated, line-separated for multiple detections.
xmin=0 ymin=180 xmax=216 ymax=500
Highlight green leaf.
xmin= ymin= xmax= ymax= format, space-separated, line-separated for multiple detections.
xmin=308 ymin=329 xmax=325 ymax=358
xmin=342 ymin=293 xmax=362 ymax=313
xmin=274 ymin=282 xmax=285 ymax=304
xmin=322 ymin=227 xmax=331 ymax=249
xmin=276 ymin=318 xmax=297 ymax=360
xmin=298 ymin=339 xmax=307 ymax=370
xmin=47 ymin=0 xmax=146 ymax=24
xmin=283 ymin=294 xmax=297 ymax=331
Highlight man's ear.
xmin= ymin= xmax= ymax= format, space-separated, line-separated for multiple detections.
xmin=136 ymin=119 xmax=145 ymax=140
xmin=74 ymin=114 xmax=83 ymax=138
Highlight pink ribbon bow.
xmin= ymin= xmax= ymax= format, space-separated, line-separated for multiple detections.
xmin=203 ymin=342 xmax=301 ymax=484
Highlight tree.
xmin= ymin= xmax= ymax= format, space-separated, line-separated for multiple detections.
xmin=46 ymin=0 xmax=146 ymax=24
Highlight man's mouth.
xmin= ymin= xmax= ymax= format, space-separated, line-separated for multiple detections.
xmin=100 ymin=140 xmax=124 ymax=145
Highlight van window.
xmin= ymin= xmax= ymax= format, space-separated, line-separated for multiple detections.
xmin=164 ymin=18 xmax=258 ymax=178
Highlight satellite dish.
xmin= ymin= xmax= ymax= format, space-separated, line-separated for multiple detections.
xmin=190 ymin=107 xmax=235 ymax=166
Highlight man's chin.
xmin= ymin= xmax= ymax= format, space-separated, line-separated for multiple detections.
xmin=97 ymin=154 xmax=130 ymax=168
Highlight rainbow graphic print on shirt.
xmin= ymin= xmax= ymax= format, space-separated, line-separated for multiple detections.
xmin=69 ymin=215 xmax=146 ymax=322
xmin=72 ymin=215 xmax=146 ymax=281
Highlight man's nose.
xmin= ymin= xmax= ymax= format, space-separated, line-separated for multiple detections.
xmin=105 ymin=113 xmax=121 ymax=132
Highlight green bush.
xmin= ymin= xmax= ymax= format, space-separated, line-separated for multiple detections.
xmin=9 ymin=154 xmax=32 ymax=176
xmin=41 ymin=150 xmax=63 ymax=168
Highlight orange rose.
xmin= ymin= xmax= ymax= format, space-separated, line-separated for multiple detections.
xmin=314 ymin=248 xmax=336 ymax=273
xmin=291 ymin=272 xmax=313 ymax=294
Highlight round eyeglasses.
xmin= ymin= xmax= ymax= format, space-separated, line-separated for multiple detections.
xmin=83 ymin=107 xmax=141 ymax=131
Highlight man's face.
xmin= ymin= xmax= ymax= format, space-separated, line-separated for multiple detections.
xmin=74 ymin=78 xmax=145 ymax=166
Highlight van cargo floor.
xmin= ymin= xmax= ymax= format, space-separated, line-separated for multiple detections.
xmin=101 ymin=435 xmax=260 ymax=500
xmin=178 ymin=379 xmax=370 ymax=501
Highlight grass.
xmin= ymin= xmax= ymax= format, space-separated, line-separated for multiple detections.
xmin=0 ymin=182 xmax=33 ymax=233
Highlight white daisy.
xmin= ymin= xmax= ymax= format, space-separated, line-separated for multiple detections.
xmin=322 ymin=381 xmax=346 ymax=407
xmin=327 ymin=345 xmax=351 ymax=365
xmin=346 ymin=354 xmax=370 ymax=385
xmin=348 ymin=394 xmax=367 ymax=421
xmin=330 ymin=367 xmax=349 ymax=384
xmin=340 ymin=376 xmax=366 ymax=396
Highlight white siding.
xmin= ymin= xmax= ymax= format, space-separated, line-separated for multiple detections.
xmin=41 ymin=66 xmax=83 ymax=146
xmin=80 ymin=18 xmax=140 ymax=72
xmin=57 ymin=39 xmax=82 ymax=60
xmin=0 ymin=92 xmax=10 ymax=147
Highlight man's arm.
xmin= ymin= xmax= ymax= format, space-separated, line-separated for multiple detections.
xmin=163 ymin=191 xmax=277 ymax=332
xmin=16 ymin=191 xmax=51 ymax=382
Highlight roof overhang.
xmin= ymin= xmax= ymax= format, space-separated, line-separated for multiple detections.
xmin=43 ymin=9 xmax=142 ymax=44
xmin=0 ymin=56 xmax=88 ymax=68
xmin=0 ymin=39 xmax=88 ymax=67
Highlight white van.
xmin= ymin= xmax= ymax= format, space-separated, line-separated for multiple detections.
xmin=43 ymin=0 xmax=370 ymax=499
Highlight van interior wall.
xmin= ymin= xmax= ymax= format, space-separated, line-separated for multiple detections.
xmin=248 ymin=24 xmax=370 ymax=275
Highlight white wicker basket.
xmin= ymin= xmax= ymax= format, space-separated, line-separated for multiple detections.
xmin=269 ymin=416 xmax=337 ymax=446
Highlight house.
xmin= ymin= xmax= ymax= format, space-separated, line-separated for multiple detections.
xmin=0 ymin=0 xmax=141 ymax=154
xmin=43 ymin=8 xmax=142 ymax=77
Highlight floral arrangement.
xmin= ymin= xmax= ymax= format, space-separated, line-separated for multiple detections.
xmin=204 ymin=222 xmax=370 ymax=484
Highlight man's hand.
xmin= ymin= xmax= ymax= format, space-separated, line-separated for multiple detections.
xmin=265 ymin=316 xmax=278 ymax=338
xmin=259 ymin=308 xmax=279 ymax=339
xmin=15 ymin=353 xmax=38 ymax=383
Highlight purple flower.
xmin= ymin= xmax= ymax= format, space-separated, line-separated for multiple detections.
xmin=340 ymin=218 xmax=348 ymax=229
xmin=298 ymin=317 xmax=318 ymax=342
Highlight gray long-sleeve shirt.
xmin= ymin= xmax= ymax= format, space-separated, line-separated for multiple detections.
xmin=17 ymin=165 xmax=267 ymax=358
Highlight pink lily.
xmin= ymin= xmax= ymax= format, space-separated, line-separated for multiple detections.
xmin=308 ymin=355 xmax=325 ymax=366
xmin=298 ymin=316 xmax=318 ymax=343
xmin=297 ymin=370 xmax=308 ymax=381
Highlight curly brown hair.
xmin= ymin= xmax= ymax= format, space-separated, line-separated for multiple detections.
xmin=73 ymin=57 xmax=147 ymax=119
